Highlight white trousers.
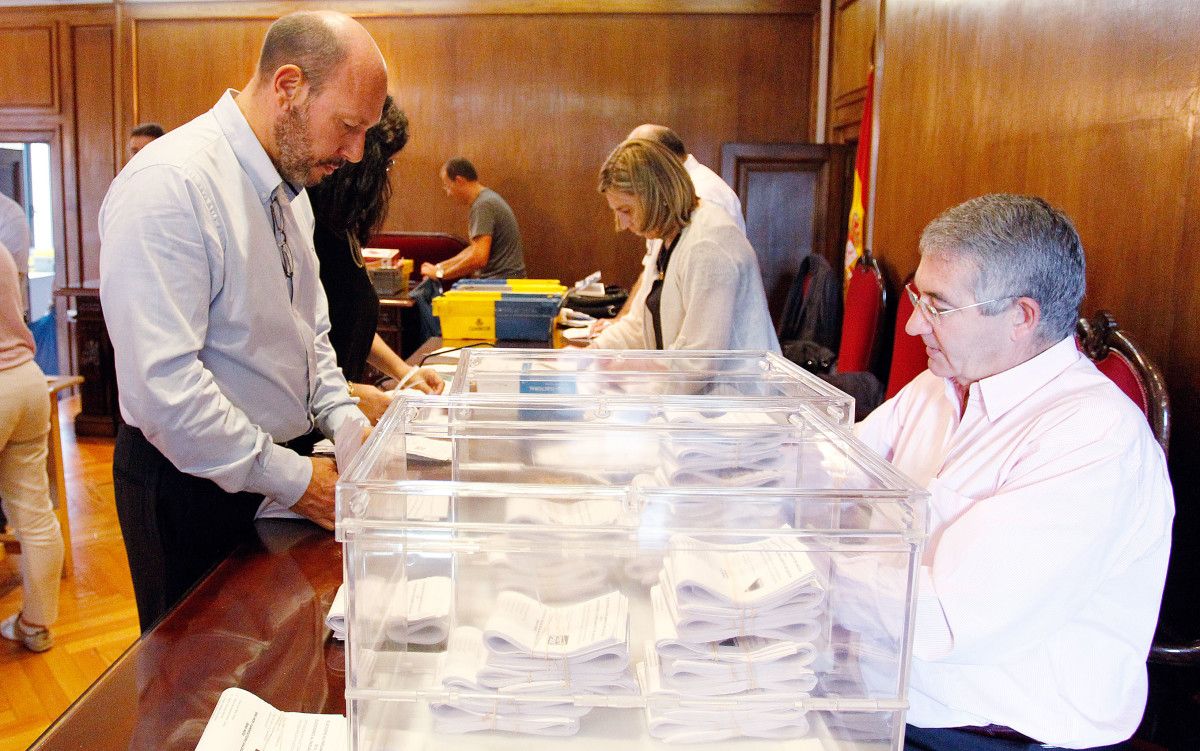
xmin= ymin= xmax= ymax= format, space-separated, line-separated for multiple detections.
xmin=0 ymin=359 xmax=62 ymax=626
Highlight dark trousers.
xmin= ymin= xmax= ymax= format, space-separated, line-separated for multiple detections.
xmin=905 ymin=725 xmax=1130 ymax=751
xmin=113 ymin=425 xmax=263 ymax=632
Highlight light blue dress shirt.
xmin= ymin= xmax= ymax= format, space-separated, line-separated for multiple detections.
xmin=99 ymin=90 xmax=359 ymax=507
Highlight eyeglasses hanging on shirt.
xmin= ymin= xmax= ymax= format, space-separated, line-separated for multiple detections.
xmin=269 ymin=190 xmax=295 ymax=300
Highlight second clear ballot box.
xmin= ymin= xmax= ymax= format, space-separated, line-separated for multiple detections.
xmin=447 ymin=348 xmax=856 ymax=427
xmin=336 ymin=385 xmax=928 ymax=750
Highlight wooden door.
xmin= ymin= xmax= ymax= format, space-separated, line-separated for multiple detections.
xmin=721 ymin=143 xmax=851 ymax=323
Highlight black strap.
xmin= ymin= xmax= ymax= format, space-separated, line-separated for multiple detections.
xmin=646 ymin=232 xmax=682 ymax=350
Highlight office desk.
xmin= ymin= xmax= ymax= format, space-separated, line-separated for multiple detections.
xmin=28 ymin=521 xmax=344 ymax=751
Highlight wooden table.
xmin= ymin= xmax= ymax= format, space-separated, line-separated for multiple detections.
xmin=27 ymin=520 xmax=344 ymax=751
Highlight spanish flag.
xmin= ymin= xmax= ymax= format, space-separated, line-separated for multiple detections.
xmin=844 ymin=65 xmax=875 ymax=285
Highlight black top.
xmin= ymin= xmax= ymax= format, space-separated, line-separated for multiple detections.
xmin=312 ymin=220 xmax=378 ymax=383
xmin=645 ymin=232 xmax=682 ymax=350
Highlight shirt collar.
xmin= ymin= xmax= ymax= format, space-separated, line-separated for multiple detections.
xmin=964 ymin=336 xmax=1082 ymax=422
xmin=211 ymin=89 xmax=300 ymax=205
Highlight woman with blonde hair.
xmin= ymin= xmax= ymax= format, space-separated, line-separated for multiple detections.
xmin=590 ymin=138 xmax=778 ymax=352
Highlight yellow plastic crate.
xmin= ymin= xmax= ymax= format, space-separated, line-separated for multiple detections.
xmin=432 ymin=292 xmax=499 ymax=340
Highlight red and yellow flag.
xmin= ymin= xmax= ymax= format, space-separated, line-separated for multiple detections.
xmin=844 ymin=65 xmax=875 ymax=285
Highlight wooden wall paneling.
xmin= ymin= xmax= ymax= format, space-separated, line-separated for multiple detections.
xmin=721 ymin=142 xmax=849 ymax=321
xmin=124 ymin=10 xmax=817 ymax=289
xmin=0 ymin=24 xmax=58 ymax=112
xmin=121 ymin=1 xmax=820 ymax=21
xmin=359 ymin=12 xmax=817 ymax=288
xmin=132 ymin=18 xmax=269 ymax=130
xmin=72 ymin=25 xmax=116 ymax=285
xmin=827 ymin=0 xmax=876 ymax=143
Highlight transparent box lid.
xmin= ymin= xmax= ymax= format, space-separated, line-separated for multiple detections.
xmin=336 ymin=393 xmax=925 ymax=537
xmin=447 ymin=349 xmax=855 ymax=427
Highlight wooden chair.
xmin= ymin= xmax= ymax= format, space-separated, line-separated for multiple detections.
xmin=837 ymin=252 xmax=886 ymax=373
xmin=1076 ymin=310 xmax=1170 ymax=454
xmin=0 ymin=375 xmax=81 ymax=578
xmin=1076 ymin=311 xmax=1191 ymax=666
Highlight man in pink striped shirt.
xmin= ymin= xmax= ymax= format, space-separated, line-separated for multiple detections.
xmin=857 ymin=195 xmax=1173 ymax=751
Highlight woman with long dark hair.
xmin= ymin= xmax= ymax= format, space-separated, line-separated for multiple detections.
xmin=307 ymin=96 xmax=443 ymax=422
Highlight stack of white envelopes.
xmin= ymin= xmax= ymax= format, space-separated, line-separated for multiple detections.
xmin=432 ymin=590 xmax=635 ymax=736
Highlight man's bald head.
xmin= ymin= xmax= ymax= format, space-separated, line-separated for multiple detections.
xmin=256 ymin=11 xmax=385 ymax=97
xmin=626 ymin=124 xmax=687 ymax=159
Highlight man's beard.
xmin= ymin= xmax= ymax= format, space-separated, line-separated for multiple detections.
xmin=275 ymin=102 xmax=344 ymax=187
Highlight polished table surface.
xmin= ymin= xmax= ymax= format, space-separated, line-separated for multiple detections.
xmin=29 ymin=338 xmax=561 ymax=750
xmin=28 ymin=520 xmax=345 ymax=751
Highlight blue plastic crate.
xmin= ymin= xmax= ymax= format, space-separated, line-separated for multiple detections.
xmin=495 ymin=296 xmax=561 ymax=341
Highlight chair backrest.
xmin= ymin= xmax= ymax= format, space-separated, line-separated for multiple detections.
xmin=1076 ymin=310 xmax=1170 ymax=454
xmin=837 ymin=254 xmax=885 ymax=373
xmin=885 ymin=275 xmax=929 ymax=398
xmin=368 ymin=232 xmax=468 ymax=269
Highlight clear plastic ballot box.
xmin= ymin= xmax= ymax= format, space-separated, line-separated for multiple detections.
xmin=448 ymin=349 xmax=856 ymax=427
xmin=336 ymin=393 xmax=927 ymax=750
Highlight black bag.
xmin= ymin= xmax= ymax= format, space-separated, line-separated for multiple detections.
xmin=564 ymin=285 xmax=629 ymax=319
xmin=782 ymin=339 xmax=837 ymax=375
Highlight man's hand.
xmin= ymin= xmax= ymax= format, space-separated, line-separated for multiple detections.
xmin=420 ymin=261 xmax=439 ymax=279
xmin=290 ymin=457 xmax=338 ymax=530
xmin=404 ymin=366 xmax=445 ymax=395
xmin=352 ymin=383 xmax=393 ymax=424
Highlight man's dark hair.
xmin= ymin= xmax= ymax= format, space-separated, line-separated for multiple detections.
xmin=648 ymin=126 xmax=687 ymax=158
xmin=256 ymin=12 xmax=347 ymax=96
xmin=309 ymin=96 xmax=409 ymax=246
xmin=443 ymin=157 xmax=478 ymax=182
xmin=130 ymin=122 xmax=165 ymax=139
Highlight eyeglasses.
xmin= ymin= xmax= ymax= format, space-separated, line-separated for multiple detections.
xmin=905 ymin=282 xmax=1013 ymax=324
xmin=269 ymin=194 xmax=295 ymax=285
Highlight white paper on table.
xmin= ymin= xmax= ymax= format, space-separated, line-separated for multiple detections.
xmin=407 ymin=494 xmax=450 ymax=521
xmin=504 ymin=497 xmax=625 ymax=526
xmin=666 ymin=534 xmax=826 ymax=613
xmin=482 ymin=590 xmax=629 ymax=662
xmin=384 ymin=576 xmax=453 ymax=645
xmin=335 ymin=411 xmax=371 ymax=474
xmin=326 ymin=576 xmax=452 ymax=644
xmin=489 ymin=551 xmax=612 ymax=602
xmin=657 ymin=570 xmax=822 ymax=643
xmin=429 ymin=703 xmax=580 ymax=736
xmin=651 ymin=585 xmax=819 ymax=664
xmin=638 ymin=653 xmax=811 ymax=744
xmin=194 ymin=687 xmax=347 ymax=751
xmin=405 ymin=435 xmax=453 ymax=462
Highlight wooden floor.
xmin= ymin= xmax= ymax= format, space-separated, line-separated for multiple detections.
xmin=0 ymin=397 xmax=138 ymax=750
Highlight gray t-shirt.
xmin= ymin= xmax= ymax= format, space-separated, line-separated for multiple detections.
xmin=469 ymin=187 xmax=526 ymax=279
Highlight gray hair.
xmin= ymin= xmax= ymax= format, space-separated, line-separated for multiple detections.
xmin=257 ymin=12 xmax=347 ymax=96
xmin=919 ymin=194 xmax=1085 ymax=342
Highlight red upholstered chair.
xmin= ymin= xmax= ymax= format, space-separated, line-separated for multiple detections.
xmin=1076 ymin=311 xmax=1190 ymax=668
xmin=884 ymin=274 xmax=929 ymax=398
xmin=1075 ymin=310 xmax=1170 ymax=454
xmin=838 ymin=253 xmax=885 ymax=372
xmin=367 ymin=231 xmax=468 ymax=270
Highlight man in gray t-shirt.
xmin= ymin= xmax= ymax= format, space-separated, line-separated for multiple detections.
xmin=423 ymin=157 xmax=526 ymax=281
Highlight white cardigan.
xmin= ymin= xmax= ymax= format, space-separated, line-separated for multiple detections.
xmin=592 ymin=201 xmax=779 ymax=353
